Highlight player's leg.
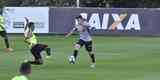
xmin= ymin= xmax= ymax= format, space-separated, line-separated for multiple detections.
xmin=0 ymin=31 xmax=13 ymax=52
xmin=73 ymin=39 xmax=84 ymax=60
xmin=69 ymin=39 xmax=84 ymax=64
xmin=29 ymin=52 xmax=43 ymax=65
xmin=45 ymin=47 xmax=51 ymax=57
xmin=85 ymin=41 xmax=96 ymax=68
xmin=29 ymin=45 xmax=43 ymax=65
xmin=36 ymin=44 xmax=51 ymax=58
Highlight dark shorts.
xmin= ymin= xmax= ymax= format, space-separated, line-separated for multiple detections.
xmin=76 ymin=39 xmax=92 ymax=52
xmin=0 ymin=31 xmax=7 ymax=38
xmin=31 ymin=44 xmax=48 ymax=60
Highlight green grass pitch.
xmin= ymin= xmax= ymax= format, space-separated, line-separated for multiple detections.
xmin=0 ymin=35 xmax=160 ymax=80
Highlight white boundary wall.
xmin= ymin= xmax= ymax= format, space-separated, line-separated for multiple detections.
xmin=3 ymin=7 xmax=49 ymax=33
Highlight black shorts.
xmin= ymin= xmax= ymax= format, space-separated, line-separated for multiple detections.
xmin=0 ymin=31 xmax=7 ymax=38
xmin=76 ymin=39 xmax=92 ymax=52
xmin=31 ymin=44 xmax=48 ymax=60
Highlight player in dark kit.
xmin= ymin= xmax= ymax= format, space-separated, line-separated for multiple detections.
xmin=24 ymin=18 xmax=51 ymax=65
xmin=0 ymin=15 xmax=13 ymax=52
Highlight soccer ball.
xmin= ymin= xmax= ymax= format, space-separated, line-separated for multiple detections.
xmin=68 ymin=56 xmax=75 ymax=64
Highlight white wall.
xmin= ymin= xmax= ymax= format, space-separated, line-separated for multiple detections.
xmin=3 ymin=7 xmax=49 ymax=33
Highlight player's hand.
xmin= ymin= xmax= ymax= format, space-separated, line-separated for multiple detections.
xmin=24 ymin=17 xmax=29 ymax=23
xmin=24 ymin=37 xmax=29 ymax=43
xmin=65 ymin=34 xmax=69 ymax=38
xmin=64 ymin=28 xmax=75 ymax=38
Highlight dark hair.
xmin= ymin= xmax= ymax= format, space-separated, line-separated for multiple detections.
xmin=75 ymin=15 xmax=83 ymax=19
xmin=28 ymin=22 xmax=34 ymax=27
xmin=28 ymin=22 xmax=35 ymax=31
xmin=24 ymin=22 xmax=35 ymax=31
xmin=19 ymin=62 xmax=31 ymax=75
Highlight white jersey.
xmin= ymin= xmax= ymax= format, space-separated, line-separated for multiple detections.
xmin=75 ymin=21 xmax=92 ymax=41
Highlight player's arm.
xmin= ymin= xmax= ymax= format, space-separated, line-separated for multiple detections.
xmin=25 ymin=17 xmax=29 ymax=23
xmin=24 ymin=39 xmax=32 ymax=46
xmin=24 ymin=17 xmax=29 ymax=30
xmin=24 ymin=17 xmax=33 ymax=38
xmin=24 ymin=32 xmax=32 ymax=45
xmin=0 ymin=18 xmax=6 ymax=31
xmin=80 ymin=21 xmax=91 ymax=29
xmin=65 ymin=27 xmax=77 ymax=38
xmin=25 ymin=30 xmax=32 ymax=38
xmin=0 ymin=24 xmax=5 ymax=30
xmin=24 ymin=17 xmax=32 ymax=44
xmin=24 ymin=30 xmax=32 ymax=45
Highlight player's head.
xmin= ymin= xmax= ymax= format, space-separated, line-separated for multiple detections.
xmin=28 ymin=22 xmax=35 ymax=31
xmin=75 ymin=15 xmax=85 ymax=24
xmin=76 ymin=15 xmax=83 ymax=19
xmin=19 ymin=62 xmax=31 ymax=75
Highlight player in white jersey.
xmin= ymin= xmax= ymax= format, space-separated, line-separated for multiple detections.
xmin=65 ymin=15 xmax=96 ymax=68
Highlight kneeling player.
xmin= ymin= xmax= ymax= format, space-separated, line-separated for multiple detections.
xmin=29 ymin=43 xmax=51 ymax=65
xmin=24 ymin=18 xmax=51 ymax=65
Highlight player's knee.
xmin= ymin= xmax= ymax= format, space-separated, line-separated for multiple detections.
xmin=87 ymin=47 xmax=94 ymax=54
xmin=88 ymin=51 xmax=93 ymax=55
xmin=86 ymin=47 xmax=92 ymax=53
xmin=4 ymin=36 xmax=8 ymax=40
xmin=74 ymin=44 xmax=80 ymax=50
